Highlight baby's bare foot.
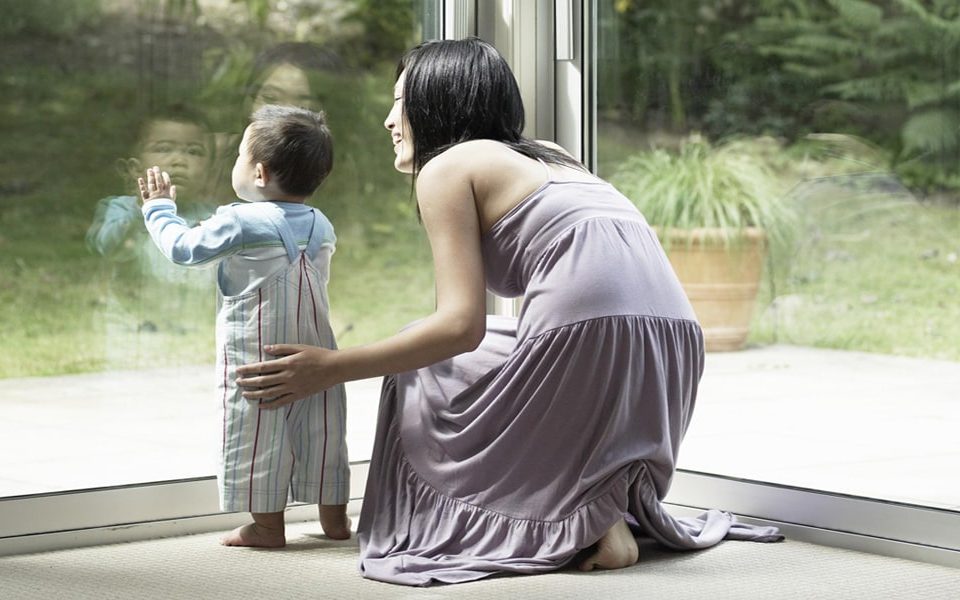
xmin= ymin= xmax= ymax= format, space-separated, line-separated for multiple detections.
xmin=220 ymin=523 xmax=286 ymax=548
xmin=579 ymin=518 xmax=639 ymax=572
xmin=318 ymin=504 xmax=351 ymax=540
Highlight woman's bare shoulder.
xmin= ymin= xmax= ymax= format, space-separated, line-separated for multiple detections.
xmin=420 ymin=140 xmax=516 ymax=182
xmin=534 ymin=138 xmax=574 ymax=157
xmin=434 ymin=138 xmax=570 ymax=161
xmin=435 ymin=139 xmax=512 ymax=163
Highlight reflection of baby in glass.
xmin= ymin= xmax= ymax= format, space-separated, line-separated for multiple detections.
xmin=88 ymin=107 xmax=215 ymax=256
xmin=85 ymin=106 xmax=218 ymax=368
xmin=138 ymin=105 xmax=350 ymax=547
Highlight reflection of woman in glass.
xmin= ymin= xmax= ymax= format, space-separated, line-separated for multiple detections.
xmin=210 ymin=42 xmax=347 ymax=201
xmin=238 ymin=39 xmax=781 ymax=586
xmin=246 ymin=42 xmax=343 ymax=113
xmin=86 ymin=105 xmax=217 ymax=368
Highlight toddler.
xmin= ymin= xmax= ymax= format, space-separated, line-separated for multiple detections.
xmin=138 ymin=104 xmax=350 ymax=547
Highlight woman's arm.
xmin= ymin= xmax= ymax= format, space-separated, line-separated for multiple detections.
xmin=236 ymin=151 xmax=487 ymax=405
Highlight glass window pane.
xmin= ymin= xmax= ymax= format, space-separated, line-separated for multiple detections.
xmin=596 ymin=0 xmax=959 ymax=510
xmin=0 ymin=0 xmax=437 ymax=497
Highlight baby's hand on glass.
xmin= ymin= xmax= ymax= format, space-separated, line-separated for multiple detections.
xmin=137 ymin=166 xmax=177 ymax=204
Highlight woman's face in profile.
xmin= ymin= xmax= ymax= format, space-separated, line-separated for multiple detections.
xmin=384 ymin=71 xmax=413 ymax=174
xmin=252 ymin=63 xmax=319 ymax=112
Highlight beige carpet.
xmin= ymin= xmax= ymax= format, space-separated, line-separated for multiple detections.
xmin=1 ymin=522 xmax=957 ymax=599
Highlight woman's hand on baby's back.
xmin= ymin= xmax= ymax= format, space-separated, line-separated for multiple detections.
xmin=236 ymin=344 xmax=338 ymax=408
xmin=137 ymin=165 xmax=177 ymax=205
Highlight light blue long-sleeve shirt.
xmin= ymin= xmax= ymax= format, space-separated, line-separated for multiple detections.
xmin=142 ymin=198 xmax=336 ymax=297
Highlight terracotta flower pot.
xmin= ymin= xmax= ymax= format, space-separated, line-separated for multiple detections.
xmin=659 ymin=227 xmax=766 ymax=352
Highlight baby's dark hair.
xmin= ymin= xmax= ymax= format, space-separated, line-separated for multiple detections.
xmin=247 ymin=105 xmax=334 ymax=197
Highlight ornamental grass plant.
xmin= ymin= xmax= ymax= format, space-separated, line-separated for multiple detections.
xmin=610 ymin=136 xmax=796 ymax=249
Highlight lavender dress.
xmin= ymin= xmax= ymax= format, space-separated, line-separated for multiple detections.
xmin=358 ymin=175 xmax=782 ymax=585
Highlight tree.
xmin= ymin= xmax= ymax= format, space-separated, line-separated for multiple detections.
xmin=729 ymin=0 xmax=960 ymax=191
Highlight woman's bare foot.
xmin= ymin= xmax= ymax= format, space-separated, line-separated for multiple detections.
xmin=221 ymin=512 xmax=285 ymax=548
xmin=318 ymin=504 xmax=351 ymax=540
xmin=579 ymin=518 xmax=639 ymax=572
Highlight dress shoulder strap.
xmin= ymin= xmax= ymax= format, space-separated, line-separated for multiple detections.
xmin=535 ymin=157 xmax=554 ymax=182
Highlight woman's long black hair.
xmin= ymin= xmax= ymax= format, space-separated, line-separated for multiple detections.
xmin=397 ymin=38 xmax=585 ymax=175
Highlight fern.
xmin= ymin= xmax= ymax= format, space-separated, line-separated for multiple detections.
xmin=889 ymin=0 xmax=960 ymax=38
xmin=822 ymin=75 xmax=908 ymax=102
xmin=901 ymin=109 xmax=960 ymax=154
xmin=826 ymin=0 xmax=884 ymax=28
xmin=742 ymin=1 xmax=960 ymax=189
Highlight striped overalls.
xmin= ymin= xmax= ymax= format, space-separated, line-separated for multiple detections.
xmin=215 ymin=207 xmax=349 ymax=512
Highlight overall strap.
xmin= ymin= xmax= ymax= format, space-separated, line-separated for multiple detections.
xmin=303 ymin=208 xmax=329 ymax=258
xmin=260 ymin=203 xmax=301 ymax=263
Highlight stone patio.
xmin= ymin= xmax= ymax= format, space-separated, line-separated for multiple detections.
xmin=1 ymin=345 xmax=957 ymax=510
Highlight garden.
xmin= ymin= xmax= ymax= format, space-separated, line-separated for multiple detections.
xmin=599 ymin=0 xmax=960 ymax=359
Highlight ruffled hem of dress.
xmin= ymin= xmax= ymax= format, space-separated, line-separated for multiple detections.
xmin=357 ymin=379 xmax=625 ymax=586
xmin=358 ymin=440 xmax=782 ymax=587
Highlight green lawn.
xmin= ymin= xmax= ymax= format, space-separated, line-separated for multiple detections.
xmin=750 ymin=188 xmax=960 ymax=361
xmin=5 ymin=162 xmax=955 ymax=379
xmin=0 ymin=210 xmax=433 ymax=379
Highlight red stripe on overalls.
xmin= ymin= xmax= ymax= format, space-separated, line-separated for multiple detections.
xmin=247 ymin=288 xmax=264 ymax=511
xmin=320 ymin=390 xmax=328 ymax=499
xmin=303 ymin=266 xmax=328 ymax=500
xmin=296 ymin=255 xmax=304 ymax=343
xmin=221 ymin=344 xmax=228 ymax=453
xmin=290 ymin=255 xmax=305 ymax=471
